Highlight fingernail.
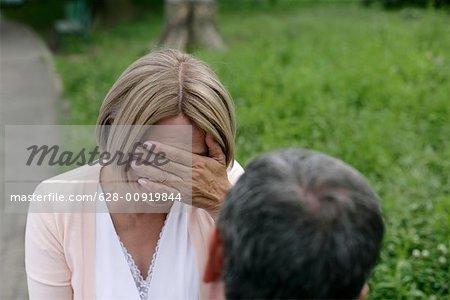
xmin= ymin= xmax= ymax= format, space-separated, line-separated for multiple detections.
xmin=138 ymin=178 xmax=147 ymax=185
xmin=131 ymin=159 xmax=141 ymax=167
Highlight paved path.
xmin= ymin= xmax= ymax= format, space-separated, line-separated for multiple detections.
xmin=1 ymin=18 xmax=60 ymax=300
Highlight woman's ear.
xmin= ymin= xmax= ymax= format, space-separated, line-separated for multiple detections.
xmin=358 ymin=283 xmax=369 ymax=300
xmin=203 ymin=227 xmax=224 ymax=283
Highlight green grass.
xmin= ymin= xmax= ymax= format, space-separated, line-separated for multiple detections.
xmin=54 ymin=2 xmax=450 ymax=299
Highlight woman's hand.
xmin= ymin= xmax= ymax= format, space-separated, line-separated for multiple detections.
xmin=131 ymin=133 xmax=231 ymax=218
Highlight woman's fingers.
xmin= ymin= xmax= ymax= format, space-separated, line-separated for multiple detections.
xmin=132 ymin=137 xmax=230 ymax=216
xmin=137 ymin=177 xmax=178 ymax=193
xmin=131 ymin=158 xmax=194 ymax=203
xmin=143 ymin=141 xmax=192 ymax=167
xmin=134 ymin=146 xmax=192 ymax=179
xmin=205 ymin=132 xmax=226 ymax=166
xmin=131 ymin=160 xmax=184 ymax=185
xmin=136 ymin=178 xmax=180 ymax=209
xmin=187 ymin=134 xmax=230 ymax=215
xmin=137 ymin=177 xmax=192 ymax=205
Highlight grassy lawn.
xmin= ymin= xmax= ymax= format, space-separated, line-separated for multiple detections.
xmin=54 ymin=2 xmax=449 ymax=299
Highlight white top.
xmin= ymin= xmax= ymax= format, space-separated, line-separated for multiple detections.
xmin=94 ymin=161 xmax=245 ymax=300
xmin=95 ymin=188 xmax=199 ymax=300
xmin=117 ymin=214 xmax=167 ymax=300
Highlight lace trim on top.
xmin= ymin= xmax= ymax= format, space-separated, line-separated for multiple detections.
xmin=118 ymin=215 xmax=168 ymax=300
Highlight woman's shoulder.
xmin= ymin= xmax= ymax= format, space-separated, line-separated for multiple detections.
xmin=41 ymin=163 xmax=101 ymax=184
xmin=26 ymin=165 xmax=99 ymax=246
xmin=35 ymin=163 xmax=101 ymax=194
xmin=30 ymin=163 xmax=101 ymax=214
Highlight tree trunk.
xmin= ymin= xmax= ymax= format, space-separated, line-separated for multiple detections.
xmin=158 ymin=0 xmax=224 ymax=51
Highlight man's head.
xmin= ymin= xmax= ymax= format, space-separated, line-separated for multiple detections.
xmin=204 ymin=148 xmax=384 ymax=299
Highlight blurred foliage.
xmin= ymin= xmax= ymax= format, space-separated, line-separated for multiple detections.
xmin=0 ymin=0 xmax=65 ymax=32
xmin=362 ymin=0 xmax=450 ymax=9
xmin=0 ymin=0 xmax=164 ymax=35
xmin=54 ymin=2 xmax=450 ymax=299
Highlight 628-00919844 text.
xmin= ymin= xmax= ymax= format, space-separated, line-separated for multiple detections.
xmin=97 ymin=192 xmax=182 ymax=202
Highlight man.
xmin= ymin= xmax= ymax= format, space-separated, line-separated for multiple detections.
xmin=204 ymin=148 xmax=385 ymax=299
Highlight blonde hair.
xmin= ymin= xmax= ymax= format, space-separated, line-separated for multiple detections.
xmin=96 ymin=49 xmax=235 ymax=168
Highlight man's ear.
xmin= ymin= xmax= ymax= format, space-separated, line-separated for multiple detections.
xmin=358 ymin=283 xmax=369 ymax=300
xmin=203 ymin=227 xmax=224 ymax=283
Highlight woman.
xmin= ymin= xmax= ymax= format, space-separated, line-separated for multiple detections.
xmin=25 ymin=49 xmax=244 ymax=299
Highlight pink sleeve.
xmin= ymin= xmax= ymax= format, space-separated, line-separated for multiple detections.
xmin=25 ymin=211 xmax=73 ymax=299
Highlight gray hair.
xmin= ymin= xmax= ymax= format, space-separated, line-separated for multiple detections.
xmin=217 ymin=148 xmax=384 ymax=299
